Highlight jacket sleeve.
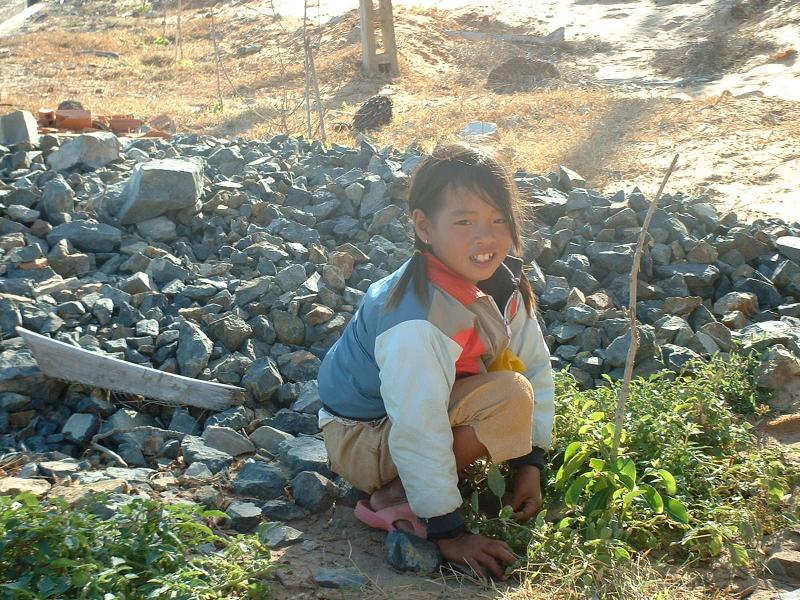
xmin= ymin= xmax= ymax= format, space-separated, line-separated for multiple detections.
xmin=374 ymin=319 xmax=464 ymax=519
xmin=510 ymin=310 xmax=555 ymax=451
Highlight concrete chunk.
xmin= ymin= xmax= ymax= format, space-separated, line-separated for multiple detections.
xmin=117 ymin=158 xmax=203 ymax=224
xmin=46 ymin=132 xmax=120 ymax=170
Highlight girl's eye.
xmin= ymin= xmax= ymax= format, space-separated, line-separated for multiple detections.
xmin=455 ymin=219 xmax=472 ymax=226
xmin=494 ymin=218 xmax=508 ymax=224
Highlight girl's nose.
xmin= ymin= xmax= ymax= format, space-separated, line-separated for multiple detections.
xmin=474 ymin=223 xmax=496 ymax=244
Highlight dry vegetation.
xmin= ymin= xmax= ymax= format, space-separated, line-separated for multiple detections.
xmin=1 ymin=0 xmax=799 ymax=220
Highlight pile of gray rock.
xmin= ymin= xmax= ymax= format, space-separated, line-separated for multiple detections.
xmin=1 ymin=108 xmax=799 ymax=557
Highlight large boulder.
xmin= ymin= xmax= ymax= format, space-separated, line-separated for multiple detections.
xmin=0 ymin=110 xmax=40 ymax=146
xmin=116 ymin=159 xmax=203 ymax=224
xmin=46 ymin=132 xmax=120 ymax=170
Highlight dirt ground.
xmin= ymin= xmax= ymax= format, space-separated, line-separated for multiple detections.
xmin=1 ymin=0 xmax=799 ymax=223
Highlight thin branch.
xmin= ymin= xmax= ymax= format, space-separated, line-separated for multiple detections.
xmin=610 ymin=154 xmax=679 ymax=461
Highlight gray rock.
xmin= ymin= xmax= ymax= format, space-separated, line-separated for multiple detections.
xmin=117 ymin=159 xmax=203 ymax=225
xmin=776 ymin=236 xmax=800 ymax=263
xmin=207 ymin=314 xmax=252 ymax=351
xmin=277 ymin=436 xmax=331 ymax=477
xmin=277 ymin=350 xmax=321 ymax=382
xmin=0 ymin=299 xmax=22 ymax=337
xmin=182 ymin=462 xmax=214 ymax=480
xmin=276 ymin=264 xmax=308 ymax=293
xmin=47 ymin=221 xmax=122 ymax=253
xmin=233 ymin=461 xmax=287 ymax=500
xmin=264 ymin=409 xmax=319 ymax=435
xmin=168 ymin=408 xmax=200 ymax=435
xmin=261 ymin=499 xmax=308 ymax=521
xmin=136 ymin=216 xmax=177 ymax=242
xmin=180 ymin=435 xmax=234 ymax=473
xmin=250 ymin=425 xmax=294 ymax=454
xmin=385 ymin=531 xmax=442 ymax=573
xmin=314 ymin=568 xmax=366 ymax=590
xmin=98 ymin=408 xmax=158 ymax=445
xmin=47 ymin=132 xmax=120 ymax=170
xmin=603 ymin=325 xmax=657 ymax=368
xmin=290 ymin=381 xmax=322 ymax=414
xmin=661 ymin=344 xmax=703 ymax=371
xmin=61 ymin=413 xmax=99 ymax=444
xmin=202 ymin=425 xmax=255 ymax=456
xmin=0 ymin=110 xmax=39 ymax=146
xmin=205 ymin=406 xmax=252 ymax=430
xmin=226 ymin=501 xmax=263 ymax=532
xmin=541 ymin=275 xmax=570 ymax=308
xmin=176 ymin=321 xmax=213 ymax=378
xmin=242 ymin=357 xmax=283 ymax=402
xmin=41 ymin=177 xmax=74 ymax=217
xmin=291 ymin=471 xmax=338 ymax=511
xmin=260 ymin=523 xmax=304 ymax=548
xmin=755 ymin=345 xmax=800 ymax=390
xmin=714 ymin=291 xmax=759 ymax=316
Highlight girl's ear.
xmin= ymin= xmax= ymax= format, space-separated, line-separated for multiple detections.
xmin=411 ymin=208 xmax=432 ymax=245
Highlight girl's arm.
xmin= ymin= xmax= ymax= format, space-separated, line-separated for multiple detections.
xmin=374 ymin=319 xmax=464 ymax=520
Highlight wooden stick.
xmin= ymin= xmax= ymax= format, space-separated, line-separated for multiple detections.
xmin=175 ymin=0 xmax=183 ymax=61
xmin=610 ymin=154 xmax=679 ymax=461
xmin=211 ymin=12 xmax=223 ymax=110
xmin=303 ymin=2 xmax=312 ymax=138
xmin=307 ymin=36 xmax=326 ymax=143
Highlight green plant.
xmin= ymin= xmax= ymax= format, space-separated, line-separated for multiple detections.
xmin=153 ymin=36 xmax=171 ymax=47
xmin=464 ymin=354 xmax=796 ymax=596
xmin=0 ymin=494 xmax=273 ymax=599
xmin=131 ymin=2 xmax=152 ymax=17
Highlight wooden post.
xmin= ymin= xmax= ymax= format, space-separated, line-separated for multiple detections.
xmin=359 ymin=0 xmax=399 ymax=75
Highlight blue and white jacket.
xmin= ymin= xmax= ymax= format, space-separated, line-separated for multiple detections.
xmin=318 ymin=252 xmax=554 ymax=533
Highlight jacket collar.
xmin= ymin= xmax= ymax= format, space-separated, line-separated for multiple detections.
xmin=423 ymin=252 xmax=522 ymax=307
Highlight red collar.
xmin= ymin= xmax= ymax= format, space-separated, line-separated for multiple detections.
xmin=423 ymin=252 xmax=486 ymax=305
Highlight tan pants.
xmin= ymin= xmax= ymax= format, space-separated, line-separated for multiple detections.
xmin=322 ymin=371 xmax=534 ymax=494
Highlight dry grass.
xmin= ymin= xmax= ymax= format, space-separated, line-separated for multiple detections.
xmin=2 ymin=1 xmax=800 ymax=218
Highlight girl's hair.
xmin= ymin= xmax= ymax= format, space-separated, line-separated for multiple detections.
xmin=387 ymin=141 xmax=536 ymax=314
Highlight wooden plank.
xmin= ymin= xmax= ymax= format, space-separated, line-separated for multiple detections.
xmin=16 ymin=327 xmax=244 ymax=411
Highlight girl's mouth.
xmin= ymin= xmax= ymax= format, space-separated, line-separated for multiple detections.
xmin=470 ymin=252 xmax=495 ymax=265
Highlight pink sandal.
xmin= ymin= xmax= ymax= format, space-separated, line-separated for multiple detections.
xmin=354 ymin=500 xmax=427 ymax=539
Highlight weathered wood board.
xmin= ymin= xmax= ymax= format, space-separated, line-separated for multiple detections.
xmin=16 ymin=327 xmax=244 ymax=411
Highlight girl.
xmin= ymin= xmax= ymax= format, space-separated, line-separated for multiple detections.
xmin=317 ymin=142 xmax=555 ymax=580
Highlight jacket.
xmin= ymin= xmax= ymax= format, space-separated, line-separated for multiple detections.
xmin=317 ymin=252 xmax=555 ymax=526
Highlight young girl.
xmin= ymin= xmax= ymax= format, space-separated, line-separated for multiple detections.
xmin=317 ymin=142 xmax=555 ymax=580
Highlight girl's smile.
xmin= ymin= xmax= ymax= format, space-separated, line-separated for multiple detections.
xmin=413 ymin=185 xmax=513 ymax=284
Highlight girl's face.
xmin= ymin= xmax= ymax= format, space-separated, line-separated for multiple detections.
xmin=412 ymin=185 xmax=513 ymax=284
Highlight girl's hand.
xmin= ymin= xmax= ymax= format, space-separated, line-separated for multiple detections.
xmin=434 ymin=532 xmax=516 ymax=580
xmin=510 ymin=465 xmax=542 ymax=522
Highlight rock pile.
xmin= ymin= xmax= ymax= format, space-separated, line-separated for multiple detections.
xmin=0 ymin=109 xmax=799 ymax=559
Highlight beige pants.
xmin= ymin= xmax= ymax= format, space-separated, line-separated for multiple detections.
xmin=322 ymin=371 xmax=534 ymax=494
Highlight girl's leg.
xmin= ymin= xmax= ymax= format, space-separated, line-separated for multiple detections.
xmin=369 ymin=425 xmax=487 ymax=511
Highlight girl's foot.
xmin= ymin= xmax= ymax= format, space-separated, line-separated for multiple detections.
xmin=366 ymin=478 xmax=417 ymax=534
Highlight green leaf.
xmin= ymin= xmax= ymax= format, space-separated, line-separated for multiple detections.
xmin=563 ymin=441 xmax=583 ymax=463
xmin=584 ymin=487 xmax=613 ymax=516
xmin=487 ymin=464 xmax=506 ymax=499
xmin=656 ymin=469 xmax=677 ymax=496
xmin=199 ymin=509 xmax=229 ymax=520
xmin=555 ymin=450 xmax=591 ymax=488
xmin=641 ymin=485 xmax=664 ymax=514
xmin=665 ymin=497 xmax=690 ymax=524
xmin=565 ymin=474 xmax=591 ymax=507
xmin=728 ymin=543 xmax=750 ymax=566
xmin=619 ymin=459 xmax=636 ymax=484
xmin=589 ymin=458 xmax=606 ymax=472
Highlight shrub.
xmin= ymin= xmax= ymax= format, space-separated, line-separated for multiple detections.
xmin=465 ymin=354 xmax=796 ymax=595
xmin=0 ymin=495 xmax=273 ymax=599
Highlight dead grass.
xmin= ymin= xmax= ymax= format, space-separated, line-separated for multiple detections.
xmin=2 ymin=1 xmax=800 ymax=220
xmin=653 ymin=33 xmax=779 ymax=78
